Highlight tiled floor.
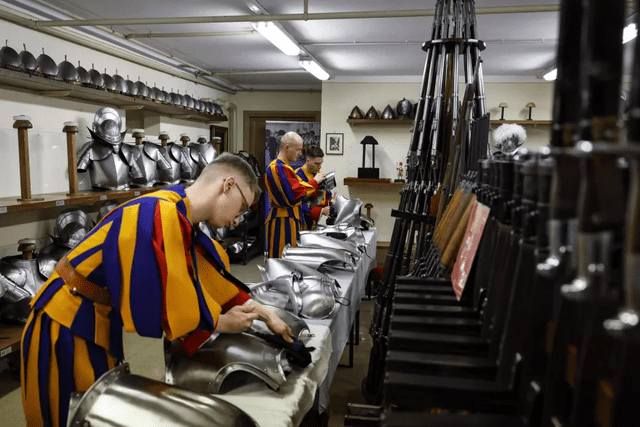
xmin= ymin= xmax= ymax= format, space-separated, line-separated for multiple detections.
xmin=0 ymin=254 xmax=375 ymax=427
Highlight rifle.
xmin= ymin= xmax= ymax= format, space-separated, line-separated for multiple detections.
xmin=362 ymin=0 xmax=447 ymax=404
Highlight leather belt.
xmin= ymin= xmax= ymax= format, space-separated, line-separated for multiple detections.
xmin=55 ymin=256 xmax=114 ymax=307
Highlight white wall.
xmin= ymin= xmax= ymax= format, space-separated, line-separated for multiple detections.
xmin=321 ymin=81 xmax=554 ymax=243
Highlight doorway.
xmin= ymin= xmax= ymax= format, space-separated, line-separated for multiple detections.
xmin=243 ymin=110 xmax=321 ymax=174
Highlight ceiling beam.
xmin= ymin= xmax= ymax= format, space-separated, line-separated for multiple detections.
xmin=34 ymin=5 xmax=561 ymax=28
xmin=125 ymin=30 xmax=257 ymax=39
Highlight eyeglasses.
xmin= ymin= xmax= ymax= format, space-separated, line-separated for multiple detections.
xmin=235 ymin=182 xmax=252 ymax=217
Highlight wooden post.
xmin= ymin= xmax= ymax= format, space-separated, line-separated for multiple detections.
xmin=180 ymin=134 xmax=190 ymax=147
xmin=63 ymin=121 xmax=80 ymax=196
xmin=18 ymin=238 xmax=36 ymax=260
xmin=197 ymin=135 xmax=207 ymax=144
xmin=158 ymin=131 xmax=170 ymax=147
xmin=13 ymin=115 xmax=43 ymax=201
xmin=132 ymin=129 xmax=145 ymax=146
xmin=364 ymin=203 xmax=374 ymax=217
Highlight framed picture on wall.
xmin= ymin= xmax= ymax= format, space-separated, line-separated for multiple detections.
xmin=326 ymin=133 xmax=344 ymax=155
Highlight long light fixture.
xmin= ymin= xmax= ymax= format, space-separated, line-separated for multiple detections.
xmin=252 ymin=21 xmax=301 ymax=56
xmin=542 ymin=22 xmax=637 ymax=81
xmin=299 ymin=58 xmax=331 ymax=80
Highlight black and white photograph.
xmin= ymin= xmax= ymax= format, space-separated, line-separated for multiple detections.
xmin=326 ymin=133 xmax=344 ymax=155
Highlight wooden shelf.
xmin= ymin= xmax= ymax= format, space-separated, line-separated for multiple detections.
xmin=490 ymin=120 xmax=551 ymax=125
xmin=0 ymin=186 xmax=173 ymax=214
xmin=0 ymin=323 xmax=24 ymax=360
xmin=347 ymin=119 xmax=414 ymax=125
xmin=0 ymin=67 xmax=227 ymax=124
xmin=344 ymin=177 xmax=404 ymax=188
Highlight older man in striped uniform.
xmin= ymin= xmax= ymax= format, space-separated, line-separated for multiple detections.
xmin=21 ymin=153 xmax=293 ymax=427
xmin=264 ymin=132 xmax=326 ymax=258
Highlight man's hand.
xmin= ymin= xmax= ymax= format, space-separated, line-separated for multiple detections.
xmin=314 ymin=172 xmax=326 ymax=184
xmin=244 ymin=301 xmax=294 ymax=343
xmin=321 ymin=206 xmax=331 ymax=217
xmin=215 ymin=305 xmax=259 ymax=334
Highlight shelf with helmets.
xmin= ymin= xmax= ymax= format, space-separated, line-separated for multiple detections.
xmin=347 ymin=98 xmax=416 ymax=124
xmin=0 ymin=66 xmax=227 ymax=124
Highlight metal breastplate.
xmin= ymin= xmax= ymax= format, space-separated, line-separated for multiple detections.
xmin=180 ymin=145 xmax=198 ymax=182
xmin=332 ymin=195 xmax=369 ymax=228
xmin=281 ymin=244 xmax=357 ymax=271
xmin=258 ymin=258 xmax=336 ymax=283
xmin=192 ymin=142 xmax=217 ymax=175
xmin=299 ymin=233 xmax=364 ymax=255
xmin=0 ymin=257 xmax=47 ymax=323
xmin=301 ymin=225 xmax=366 ymax=248
xmin=67 ymin=363 xmax=259 ymax=427
xmin=130 ymin=142 xmax=171 ymax=187
xmin=37 ymin=241 xmax=70 ymax=278
xmin=251 ymin=274 xmax=338 ymax=319
xmin=157 ymin=143 xmax=183 ymax=185
xmin=165 ymin=333 xmax=290 ymax=394
xmin=77 ymin=141 xmax=135 ymax=190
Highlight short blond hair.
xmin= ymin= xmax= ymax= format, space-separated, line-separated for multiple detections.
xmin=198 ymin=153 xmax=262 ymax=200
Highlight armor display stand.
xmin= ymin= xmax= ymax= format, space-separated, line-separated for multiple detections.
xmin=213 ymin=136 xmax=223 ymax=155
xmin=132 ymin=129 xmax=144 ymax=146
xmin=158 ymin=132 xmax=170 ymax=147
xmin=13 ymin=115 xmax=43 ymax=201
xmin=63 ymin=121 xmax=80 ymax=196
xmin=18 ymin=238 xmax=36 ymax=260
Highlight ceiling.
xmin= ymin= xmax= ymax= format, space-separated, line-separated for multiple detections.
xmin=0 ymin=0 xmax=635 ymax=93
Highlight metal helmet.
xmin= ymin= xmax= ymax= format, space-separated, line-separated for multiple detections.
xmin=57 ymin=59 xmax=79 ymax=83
xmin=76 ymin=64 xmax=91 ymax=85
xmin=381 ymin=104 xmax=396 ymax=120
xmin=97 ymin=200 xmax=119 ymax=222
xmin=170 ymin=92 xmax=181 ymax=106
xmin=396 ymin=97 xmax=413 ymax=119
xmin=162 ymin=89 xmax=171 ymax=103
xmin=68 ymin=363 xmax=260 ymax=427
xmin=184 ymin=94 xmax=194 ymax=109
xmin=53 ymin=208 xmax=91 ymax=239
xmin=19 ymin=48 xmax=38 ymax=73
xmin=0 ymin=45 xmax=21 ymax=70
xmin=92 ymin=107 xmax=124 ymax=145
xmin=112 ymin=73 xmax=128 ymax=94
xmin=135 ymin=81 xmax=149 ymax=98
xmin=89 ymin=67 xmax=104 ymax=88
xmin=349 ymin=105 xmax=364 ymax=119
xmin=36 ymin=52 xmax=59 ymax=78
xmin=213 ymin=103 xmax=224 ymax=115
xmin=125 ymin=78 xmax=138 ymax=96
xmin=102 ymin=72 xmax=116 ymax=91
xmin=365 ymin=106 xmax=379 ymax=119
xmin=152 ymin=87 xmax=165 ymax=102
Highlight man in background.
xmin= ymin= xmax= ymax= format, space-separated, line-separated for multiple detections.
xmin=264 ymin=132 xmax=325 ymax=258
xmin=296 ymin=145 xmax=333 ymax=230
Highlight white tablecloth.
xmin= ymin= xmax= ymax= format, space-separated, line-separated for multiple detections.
xmin=306 ymin=227 xmax=377 ymax=412
xmin=216 ymin=324 xmax=332 ymax=427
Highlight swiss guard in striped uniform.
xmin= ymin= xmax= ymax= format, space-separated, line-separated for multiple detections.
xmin=20 ymin=154 xmax=293 ymax=427
xmin=295 ymin=145 xmax=333 ymax=230
xmin=265 ymin=132 xmax=327 ymax=258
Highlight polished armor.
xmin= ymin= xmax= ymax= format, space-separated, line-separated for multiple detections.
xmin=191 ymin=139 xmax=217 ymax=176
xmin=130 ymin=141 xmax=172 ymax=187
xmin=281 ymin=244 xmax=357 ymax=271
xmin=67 ymin=363 xmax=259 ymax=427
xmin=166 ymin=333 xmax=291 ymax=394
xmin=331 ymin=195 xmax=375 ymax=229
xmin=299 ymin=232 xmax=364 ymax=256
xmin=157 ymin=142 xmax=187 ymax=185
xmin=0 ymin=256 xmax=46 ymax=323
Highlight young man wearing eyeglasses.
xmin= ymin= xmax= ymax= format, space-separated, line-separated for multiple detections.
xmin=21 ymin=153 xmax=292 ymax=427
xmin=265 ymin=132 xmax=326 ymax=258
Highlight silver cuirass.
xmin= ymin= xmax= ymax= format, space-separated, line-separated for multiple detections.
xmin=0 ymin=257 xmax=47 ymax=323
xmin=130 ymin=142 xmax=172 ymax=188
xmin=191 ymin=141 xmax=217 ymax=176
xmin=157 ymin=143 xmax=185 ymax=185
xmin=180 ymin=144 xmax=199 ymax=183
xmin=77 ymin=140 xmax=143 ymax=190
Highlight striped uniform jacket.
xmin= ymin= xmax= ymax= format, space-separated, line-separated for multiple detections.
xmin=20 ymin=186 xmax=251 ymax=427
xmin=265 ymin=157 xmax=318 ymax=258
xmin=295 ymin=165 xmax=333 ymax=230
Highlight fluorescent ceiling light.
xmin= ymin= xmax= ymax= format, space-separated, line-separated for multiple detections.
xmin=623 ymin=22 xmax=637 ymax=44
xmin=299 ymin=58 xmax=331 ymax=80
xmin=252 ymin=21 xmax=301 ymax=56
xmin=542 ymin=68 xmax=557 ymax=81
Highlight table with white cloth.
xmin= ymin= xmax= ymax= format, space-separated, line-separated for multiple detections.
xmin=306 ymin=227 xmax=378 ymax=413
xmin=217 ymin=227 xmax=377 ymax=425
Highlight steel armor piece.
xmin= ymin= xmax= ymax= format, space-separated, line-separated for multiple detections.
xmin=130 ymin=141 xmax=172 ymax=187
xmin=0 ymin=45 xmax=21 ymax=70
xmin=381 ymin=104 xmax=396 ymax=119
xmin=36 ymin=52 xmax=58 ymax=78
xmin=67 ymin=363 xmax=260 ymax=427
xmin=157 ymin=142 xmax=188 ymax=185
xmin=349 ymin=105 xmax=364 ymax=119
xmin=396 ymin=97 xmax=413 ymax=119
xmin=281 ymin=244 xmax=357 ymax=271
xmin=19 ymin=48 xmax=38 ymax=74
xmin=365 ymin=106 xmax=379 ymax=119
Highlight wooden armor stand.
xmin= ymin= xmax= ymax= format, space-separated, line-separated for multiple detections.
xmin=63 ymin=121 xmax=81 ymax=196
xmin=180 ymin=134 xmax=190 ymax=147
xmin=132 ymin=129 xmax=145 ymax=146
xmin=13 ymin=115 xmax=43 ymax=201
xmin=158 ymin=131 xmax=170 ymax=147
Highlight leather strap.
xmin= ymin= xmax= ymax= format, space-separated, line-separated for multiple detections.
xmin=55 ymin=256 xmax=114 ymax=307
